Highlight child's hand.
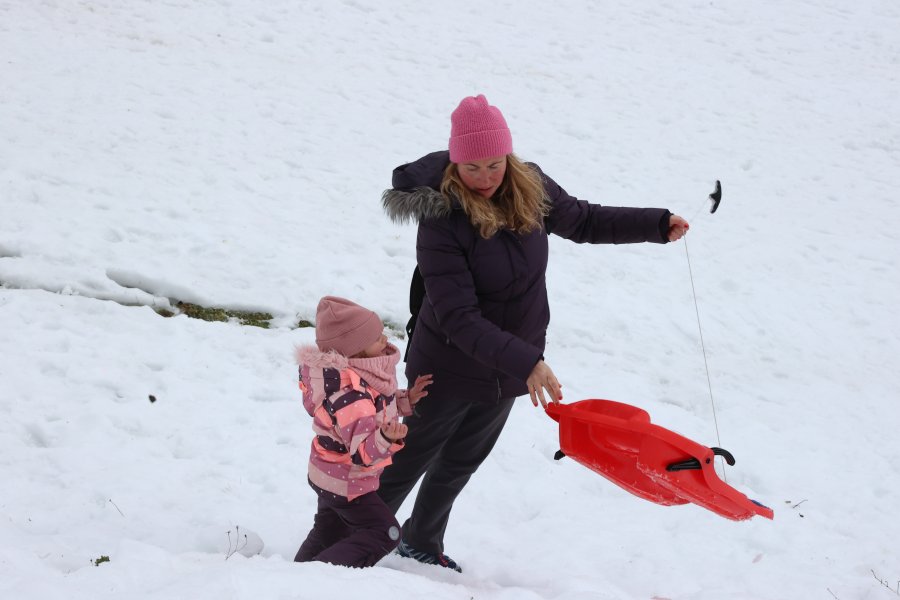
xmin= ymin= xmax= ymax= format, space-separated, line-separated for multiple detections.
xmin=381 ymin=420 xmax=408 ymax=442
xmin=408 ymin=374 xmax=433 ymax=405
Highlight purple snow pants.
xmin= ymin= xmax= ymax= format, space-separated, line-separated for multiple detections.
xmin=295 ymin=485 xmax=401 ymax=568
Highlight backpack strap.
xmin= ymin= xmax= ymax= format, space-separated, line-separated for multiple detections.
xmin=405 ymin=265 xmax=426 ymax=361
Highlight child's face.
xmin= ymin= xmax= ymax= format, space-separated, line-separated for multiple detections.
xmin=359 ymin=332 xmax=388 ymax=358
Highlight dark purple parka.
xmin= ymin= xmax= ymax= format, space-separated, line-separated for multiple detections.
xmin=382 ymin=151 xmax=672 ymax=403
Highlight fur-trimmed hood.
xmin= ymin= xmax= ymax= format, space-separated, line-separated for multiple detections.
xmin=381 ymin=150 xmax=456 ymax=224
xmin=295 ymin=344 xmax=350 ymax=370
xmin=295 ymin=343 xmax=401 ymax=396
xmin=294 ymin=344 xmax=402 ymax=369
xmin=382 ymin=186 xmax=452 ymax=224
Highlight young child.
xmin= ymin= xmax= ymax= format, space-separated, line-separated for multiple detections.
xmin=294 ymin=296 xmax=432 ymax=568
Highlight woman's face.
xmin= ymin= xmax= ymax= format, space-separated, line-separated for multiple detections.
xmin=457 ymin=155 xmax=507 ymax=199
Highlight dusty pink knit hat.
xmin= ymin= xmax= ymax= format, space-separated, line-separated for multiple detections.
xmin=315 ymin=296 xmax=383 ymax=357
xmin=448 ymin=94 xmax=513 ymax=163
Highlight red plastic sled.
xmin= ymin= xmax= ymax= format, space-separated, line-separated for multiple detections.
xmin=546 ymin=399 xmax=773 ymax=521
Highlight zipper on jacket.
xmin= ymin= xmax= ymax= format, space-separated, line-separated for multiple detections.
xmin=497 ymin=378 xmax=502 ymax=401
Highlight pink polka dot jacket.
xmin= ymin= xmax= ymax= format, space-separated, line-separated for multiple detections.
xmin=296 ymin=343 xmax=414 ymax=501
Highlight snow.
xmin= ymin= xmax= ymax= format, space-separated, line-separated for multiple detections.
xmin=2 ymin=0 xmax=899 ymax=598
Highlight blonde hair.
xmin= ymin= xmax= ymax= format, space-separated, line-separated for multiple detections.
xmin=441 ymin=154 xmax=549 ymax=239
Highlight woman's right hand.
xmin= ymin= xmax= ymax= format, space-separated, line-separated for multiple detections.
xmin=381 ymin=420 xmax=408 ymax=442
xmin=526 ymin=360 xmax=562 ymax=409
xmin=667 ymin=214 xmax=690 ymax=241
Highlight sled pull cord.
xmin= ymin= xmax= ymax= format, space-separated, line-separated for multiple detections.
xmin=683 ymin=180 xmax=726 ymax=479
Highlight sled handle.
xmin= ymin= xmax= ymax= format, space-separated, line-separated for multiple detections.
xmin=712 ymin=447 xmax=736 ymax=466
xmin=666 ymin=447 xmax=736 ymax=471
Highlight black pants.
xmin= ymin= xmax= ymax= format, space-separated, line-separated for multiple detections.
xmin=376 ymin=394 xmax=516 ymax=555
xmin=295 ymin=486 xmax=401 ymax=568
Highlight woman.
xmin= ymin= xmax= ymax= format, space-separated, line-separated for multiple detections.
xmin=379 ymin=94 xmax=689 ymax=572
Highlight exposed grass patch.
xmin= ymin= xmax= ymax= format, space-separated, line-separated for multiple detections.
xmin=175 ymin=301 xmax=273 ymax=329
xmin=92 ymin=555 xmax=110 ymax=567
xmin=153 ymin=301 xmax=406 ymax=336
xmin=383 ymin=319 xmax=407 ymax=339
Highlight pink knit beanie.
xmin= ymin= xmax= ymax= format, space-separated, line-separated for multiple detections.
xmin=448 ymin=94 xmax=513 ymax=163
xmin=315 ymin=296 xmax=383 ymax=357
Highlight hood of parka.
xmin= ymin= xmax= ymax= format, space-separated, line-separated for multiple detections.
xmin=381 ymin=150 xmax=456 ymax=224
xmin=382 ymin=185 xmax=452 ymax=224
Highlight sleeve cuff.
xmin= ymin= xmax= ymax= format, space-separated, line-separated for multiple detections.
xmin=658 ymin=210 xmax=673 ymax=242
xmin=395 ymin=389 xmax=414 ymax=417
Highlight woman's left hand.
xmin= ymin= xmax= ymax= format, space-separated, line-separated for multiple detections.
xmin=526 ymin=360 xmax=562 ymax=409
xmin=668 ymin=214 xmax=690 ymax=242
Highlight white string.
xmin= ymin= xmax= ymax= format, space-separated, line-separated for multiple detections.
xmin=683 ymin=235 xmax=727 ymax=480
xmin=689 ymin=201 xmax=709 ymax=224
